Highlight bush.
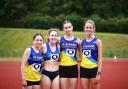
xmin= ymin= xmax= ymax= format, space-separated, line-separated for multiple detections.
xmin=20 ymin=14 xmax=84 ymax=31
xmin=21 ymin=15 xmax=54 ymax=29
xmin=117 ymin=17 xmax=128 ymax=33
xmin=20 ymin=14 xmax=128 ymax=34
xmin=65 ymin=14 xmax=84 ymax=31
xmin=89 ymin=15 xmax=128 ymax=34
xmin=88 ymin=15 xmax=108 ymax=32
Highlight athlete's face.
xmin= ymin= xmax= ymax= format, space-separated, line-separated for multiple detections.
xmin=63 ymin=23 xmax=73 ymax=36
xmin=84 ymin=23 xmax=95 ymax=35
xmin=33 ymin=35 xmax=43 ymax=48
xmin=49 ymin=31 xmax=58 ymax=44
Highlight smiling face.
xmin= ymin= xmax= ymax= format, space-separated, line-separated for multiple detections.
xmin=33 ymin=35 xmax=43 ymax=49
xmin=48 ymin=30 xmax=58 ymax=44
xmin=63 ymin=22 xmax=73 ymax=36
xmin=84 ymin=20 xmax=95 ymax=36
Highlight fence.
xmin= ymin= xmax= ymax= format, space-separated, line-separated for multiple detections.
xmin=103 ymin=49 xmax=128 ymax=58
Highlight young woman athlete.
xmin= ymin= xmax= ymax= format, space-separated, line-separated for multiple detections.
xmin=59 ymin=20 xmax=81 ymax=89
xmin=80 ymin=19 xmax=102 ymax=89
xmin=41 ymin=29 xmax=60 ymax=89
xmin=21 ymin=33 xmax=44 ymax=89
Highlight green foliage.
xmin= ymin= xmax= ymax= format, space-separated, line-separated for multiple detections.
xmin=88 ymin=15 xmax=128 ymax=33
xmin=20 ymin=14 xmax=128 ymax=33
xmin=20 ymin=14 xmax=84 ymax=31
xmin=66 ymin=14 xmax=84 ymax=30
xmin=0 ymin=0 xmax=28 ymax=26
xmin=0 ymin=0 xmax=128 ymax=33
xmin=21 ymin=15 xmax=53 ymax=29
xmin=0 ymin=0 xmax=40 ymax=27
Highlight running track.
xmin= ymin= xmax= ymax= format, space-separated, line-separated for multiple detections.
xmin=0 ymin=60 xmax=128 ymax=89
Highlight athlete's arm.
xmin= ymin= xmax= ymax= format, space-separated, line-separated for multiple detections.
xmin=56 ymin=37 xmax=61 ymax=61
xmin=77 ymin=38 xmax=82 ymax=62
xmin=40 ymin=44 xmax=45 ymax=54
xmin=97 ymin=39 xmax=102 ymax=74
xmin=21 ymin=48 xmax=31 ymax=86
xmin=41 ymin=43 xmax=47 ymax=54
xmin=57 ymin=44 xmax=61 ymax=62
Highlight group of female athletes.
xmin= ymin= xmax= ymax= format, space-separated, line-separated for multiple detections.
xmin=21 ymin=19 xmax=102 ymax=89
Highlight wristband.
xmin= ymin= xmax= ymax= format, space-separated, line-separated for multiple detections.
xmin=97 ymin=71 xmax=101 ymax=75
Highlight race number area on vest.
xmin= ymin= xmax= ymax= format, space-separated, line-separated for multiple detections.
xmin=83 ymin=50 xmax=91 ymax=57
xmin=66 ymin=49 xmax=75 ymax=57
xmin=50 ymin=54 xmax=59 ymax=62
xmin=32 ymin=63 xmax=41 ymax=72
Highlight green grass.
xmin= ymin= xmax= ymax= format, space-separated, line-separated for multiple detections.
xmin=0 ymin=28 xmax=128 ymax=60
xmin=0 ymin=57 xmax=22 ymax=61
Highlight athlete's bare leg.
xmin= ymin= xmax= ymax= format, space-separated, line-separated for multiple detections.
xmin=80 ymin=78 xmax=90 ymax=89
xmin=60 ymin=78 xmax=69 ymax=89
xmin=51 ymin=75 xmax=59 ymax=89
xmin=69 ymin=78 xmax=78 ymax=89
xmin=41 ymin=75 xmax=51 ymax=89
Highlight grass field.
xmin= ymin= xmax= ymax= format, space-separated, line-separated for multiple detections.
xmin=0 ymin=28 xmax=128 ymax=59
xmin=0 ymin=57 xmax=22 ymax=61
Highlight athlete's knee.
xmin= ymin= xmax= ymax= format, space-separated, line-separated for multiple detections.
xmin=95 ymin=80 xmax=99 ymax=85
xmin=91 ymin=80 xmax=100 ymax=88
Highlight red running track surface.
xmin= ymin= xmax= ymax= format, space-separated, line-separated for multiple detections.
xmin=0 ymin=60 xmax=128 ymax=89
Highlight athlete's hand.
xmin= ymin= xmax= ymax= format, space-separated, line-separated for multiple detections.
xmin=96 ymin=74 xmax=100 ymax=84
xmin=22 ymin=79 xmax=27 ymax=87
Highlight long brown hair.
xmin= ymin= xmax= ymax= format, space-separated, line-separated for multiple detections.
xmin=47 ymin=28 xmax=59 ymax=43
xmin=63 ymin=20 xmax=72 ymax=28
